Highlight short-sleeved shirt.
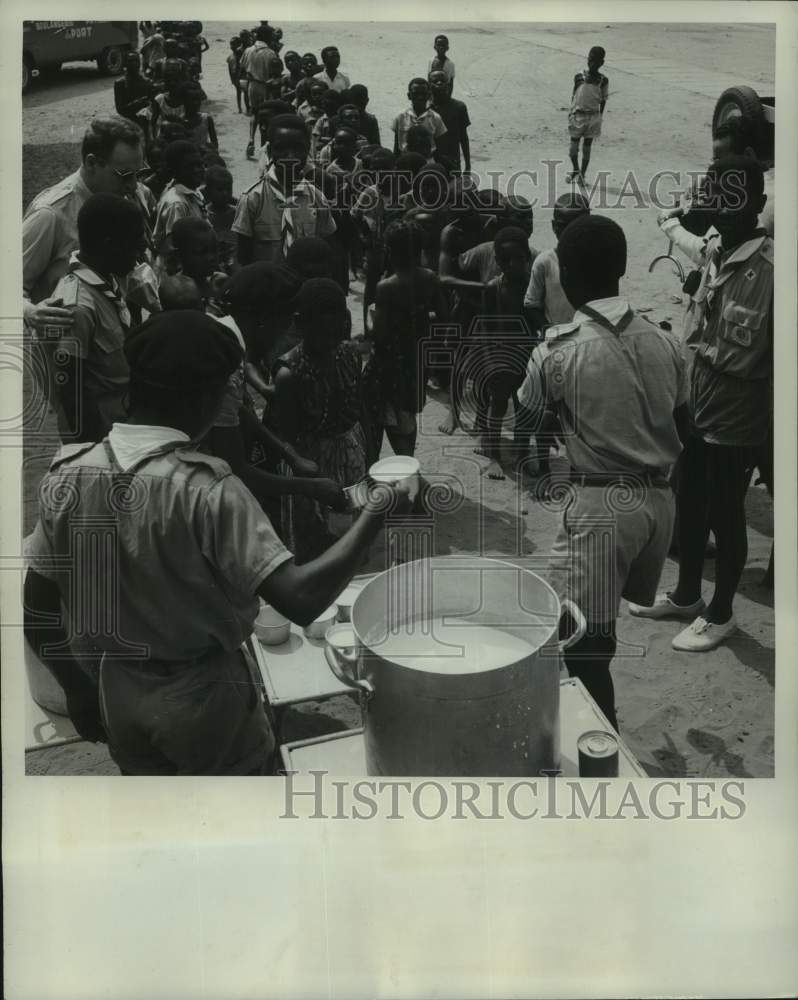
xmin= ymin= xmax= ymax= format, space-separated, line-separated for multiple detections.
xmin=685 ymin=232 xmax=773 ymax=447
xmin=313 ymin=69 xmax=350 ymax=93
xmin=428 ymin=56 xmax=455 ymax=82
xmin=429 ymin=98 xmax=470 ymax=166
xmin=519 ymin=297 xmax=686 ymax=474
xmin=391 ymin=107 xmax=447 ymax=153
xmin=571 ymin=70 xmax=609 ymax=115
xmin=23 ymin=169 xmax=92 ymax=305
xmin=153 ymin=183 xmax=208 ymax=250
xmin=523 ymin=247 xmax=575 ymax=328
xmin=49 ymin=256 xmax=132 ymax=438
xmin=246 ymin=40 xmax=281 ymax=83
xmin=24 ymin=437 xmax=292 ymax=661
xmin=231 ymin=175 xmax=336 ymax=262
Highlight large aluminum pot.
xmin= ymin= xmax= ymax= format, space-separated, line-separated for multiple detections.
xmin=325 ymin=556 xmax=586 ymax=776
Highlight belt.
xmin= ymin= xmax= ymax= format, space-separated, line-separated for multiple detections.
xmin=570 ymin=472 xmax=671 ymax=488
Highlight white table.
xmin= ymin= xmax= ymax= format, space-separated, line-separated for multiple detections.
xmin=280 ymin=677 xmax=646 ymax=777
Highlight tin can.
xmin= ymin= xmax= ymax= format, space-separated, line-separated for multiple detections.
xmin=577 ymin=730 xmax=619 ymax=777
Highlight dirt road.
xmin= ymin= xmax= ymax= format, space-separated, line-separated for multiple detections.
xmin=22 ymin=21 xmax=775 ymax=777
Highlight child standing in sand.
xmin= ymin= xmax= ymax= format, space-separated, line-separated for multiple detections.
xmin=567 ymin=46 xmax=608 ymax=183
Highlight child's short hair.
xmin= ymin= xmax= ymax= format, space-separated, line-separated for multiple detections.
xmin=493 ymin=226 xmax=531 ymax=256
xmin=557 ymin=214 xmax=626 ymax=281
xmin=295 ymin=276 xmax=346 ymax=317
xmin=77 ymin=193 xmax=142 ymax=254
xmin=588 ymin=46 xmax=606 ymax=60
xmin=384 ymin=219 xmax=424 ymax=266
xmin=712 ymin=117 xmax=757 ymax=153
xmin=267 ymin=113 xmax=311 ymax=145
xmin=321 ymin=91 xmax=343 ymax=110
xmin=434 ymin=34 xmax=449 ymax=45
xmin=257 ymin=99 xmax=293 ymax=123
xmin=165 ymin=140 xmax=200 ymax=176
xmin=394 ymin=152 xmax=427 ymax=178
xmin=170 ymin=217 xmax=214 ymax=255
xmin=286 ymin=236 xmax=335 ymax=278
xmin=222 ymin=262 xmax=302 ymax=314
xmin=158 ymin=274 xmax=203 ymax=311
xmin=320 ymin=45 xmax=339 ymax=61
xmin=348 ymin=84 xmax=368 ymax=106
xmin=204 ymin=164 xmax=232 ymax=187
xmin=408 ymin=77 xmax=429 ymax=90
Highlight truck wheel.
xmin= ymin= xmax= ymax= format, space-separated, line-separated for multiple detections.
xmin=97 ymin=45 xmax=127 ymax=76
xmin=22 ymin=54 xmax=33 ymax=94
xmin=712 ymin=86 xmax=764 ymax=132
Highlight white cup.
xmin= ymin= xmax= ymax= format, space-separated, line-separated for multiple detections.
xmin=368 ymin=456 xmax=420 ymax=490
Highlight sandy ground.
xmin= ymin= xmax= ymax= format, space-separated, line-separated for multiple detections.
xmin=22 ymin=21 xmax=775 ymax=777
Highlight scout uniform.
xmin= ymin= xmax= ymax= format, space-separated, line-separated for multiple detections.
xmin=568 ymin=69 xmax=608 ymax=139
xmin=48 ymin=252 xmax=132 ymax=441
xmin=232 ymin=165 xmax=337 ymax=263
xmin=684 ymin=231 xmax=773 ymax=448
xmin=519 ymin=298 xmax=686 ymax=624
xmin=24 ymin=312 xmax=290 ymax=775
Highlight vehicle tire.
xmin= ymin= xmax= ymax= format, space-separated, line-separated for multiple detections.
xmin=97 ymin=45 xmax=127 ymax=76
xmin=712 ymin=86 xmax=764 ymax=132
xmin=22 ymin=54 xmax=33 ymax=94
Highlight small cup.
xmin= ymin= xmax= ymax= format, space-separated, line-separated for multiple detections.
xmin=303 ymin=604 xmax=339 ymax=640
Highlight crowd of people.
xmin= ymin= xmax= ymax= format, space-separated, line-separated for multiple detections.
xmin=21 ymin=23 xmax=774 ymax=774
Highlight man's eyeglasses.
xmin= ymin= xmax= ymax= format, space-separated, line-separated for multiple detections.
xmin=99 ymin=162 xmax=150 ymax=182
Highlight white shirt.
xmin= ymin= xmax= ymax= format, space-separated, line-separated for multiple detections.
xmin=523 ymin=248 xmax=575 ymax=328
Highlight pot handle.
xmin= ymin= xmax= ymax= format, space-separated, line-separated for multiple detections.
xmin=558 ymin=599 xmax=587 ymax=653
xmin=324 ymin=643 xmax=374 ymax=701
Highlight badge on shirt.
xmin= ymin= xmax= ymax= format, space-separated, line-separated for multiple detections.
xmin=744 ymin=268 xmax=756 ymax=281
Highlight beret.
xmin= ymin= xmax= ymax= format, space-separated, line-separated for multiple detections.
xmin=125 ymin=310 xmax=243 ymax=390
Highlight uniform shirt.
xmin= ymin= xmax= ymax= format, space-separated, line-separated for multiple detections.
xmin=245 ymin=40 xmax=281 ymax=84
xmin=49 ymin=254 xmax=132 ymax=438
xmin=153 ymin=182 xmax=208 ymax=250
xmin=429 ymin=98 xmax=470 ymax=167
xmin=428 ymin=56 xmax=455 ymax=82
xmin=313 ymin=68 xmax=351 ymax=93
xmin=570 ymin=70 xmax=609 ymax=115
xmin=232 ymin=172 xmax=336 ymax=262
xmin=519 ymin=297 xmax=686 ymax=475
xmin=391 ymin=107 xmax=447 ymax=153
xmin=685 ymin=231 xmax=773 ymax=447
xmin=24 ymin=434 xmax=292 ymax=661
xmin=23 ymin=169 xmax=93 ymax=305
xmin=523 ymin=247 xmax=575 ymax=328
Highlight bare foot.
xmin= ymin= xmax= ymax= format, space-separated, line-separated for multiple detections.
xmin=485 ymin=459 xmax=505 ymax=480
xmin=473 ymin=440 xmax=489 ymax=457
xmin=438 ymin=412 xmax=458 ymax=435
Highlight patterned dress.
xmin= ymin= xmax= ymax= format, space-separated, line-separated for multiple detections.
xmin=276 ymin=341 xmax=367 ymax=561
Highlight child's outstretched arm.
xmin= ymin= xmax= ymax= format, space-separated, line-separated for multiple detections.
xmin=207 ymin=116 xmax=218 ymax=149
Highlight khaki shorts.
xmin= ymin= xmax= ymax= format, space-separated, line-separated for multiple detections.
xmin=547 ymin=484 xmax=674 ymax=624
xmin=247 ymin=80 xmax=269 ymax=111
xmin=99 ymin=646 xmax=275 ymax=775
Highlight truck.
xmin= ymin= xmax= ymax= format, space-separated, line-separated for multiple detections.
xmin=22 ymin=21 xmax=139 ymax=94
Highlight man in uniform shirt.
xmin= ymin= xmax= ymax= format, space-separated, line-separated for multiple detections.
xmin=23 ymin=311 xmax=417 ymax=774
xmin=631 ymin=156 xmax=772 ymax=651
xmin=23 ymin=116 xmax=146 ymax=332
xmin=519 ymin=215 xmax=688 ymax=729
xmin=243 ymin=26 xmax=283 ymax=158
xmin=313 ymin=46 xmax=350 ymax=93
xmin=48 ymin=195 xmax=143 ymax=443
xmin=233 ymin=115 xmax=337 ymax=265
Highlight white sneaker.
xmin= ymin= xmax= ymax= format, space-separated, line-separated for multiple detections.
xmin=628 ymin=592 xmax=706 ymax=621
xmin=671 ymin=615 xmax=737 ymax=652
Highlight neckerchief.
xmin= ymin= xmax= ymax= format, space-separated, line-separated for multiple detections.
xmin=264 ymin=163 xmax=310 ymax=254
xmin=67 ymin=252 xmax=131 ymax=329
